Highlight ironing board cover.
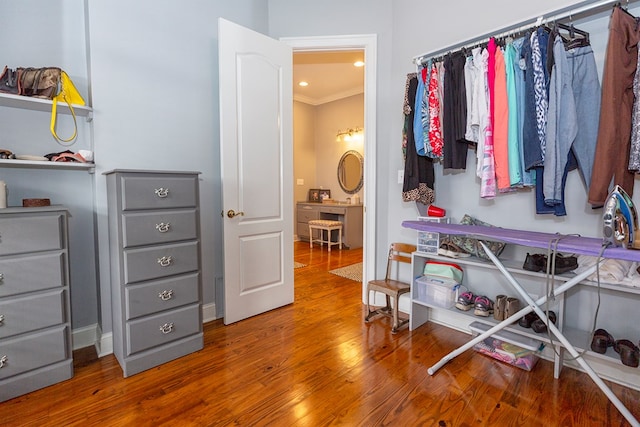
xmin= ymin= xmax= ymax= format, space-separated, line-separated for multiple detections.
xmin=402 ymin=220 xmax=640 ymax=263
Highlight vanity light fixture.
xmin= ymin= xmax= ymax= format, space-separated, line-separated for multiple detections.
xmin=336 ymin=127 xmax=363 ymax=142
xmin=354 ymin=60 xmax=365 ymax=67
xmin=298 ymin=81 xmax=309 ymax=87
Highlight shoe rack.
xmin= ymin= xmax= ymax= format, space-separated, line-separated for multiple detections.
xmin=409 ymin=251 xmax=640 ymax=388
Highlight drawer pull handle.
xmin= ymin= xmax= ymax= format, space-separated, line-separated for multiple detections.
xmin=155 ymin=222 xmax=171 ymax=233
xmin=158 ymin=290 xmax=174 ymax=301
xmin=154 ymin=187 xmax=169 ymax=198
xmin=159 ymin=323 xmax=174 ymax=334
xmin=157 ymin=256 xmax=173 ymax=267
xmin=0 ymin=314 xmax=4 ymax=325
xmin=0 ymin=355 xmax=7 ymax=368
xmin=0 ymin=273 xmax=3 ymax=281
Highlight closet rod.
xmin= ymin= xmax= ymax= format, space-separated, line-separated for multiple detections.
xmin=412 ymin=0 xmax=632 ymax=65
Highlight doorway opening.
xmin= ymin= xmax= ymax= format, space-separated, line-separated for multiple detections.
xmin=283 ymin=34 xmax=377 ymax=300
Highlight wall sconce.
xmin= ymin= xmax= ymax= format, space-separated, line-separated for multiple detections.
xmin=336 ymin=127 xmax=363 ymax=142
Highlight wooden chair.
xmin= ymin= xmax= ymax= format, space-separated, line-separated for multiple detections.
xmin=365 ymin=242 xmax=416 ymax=333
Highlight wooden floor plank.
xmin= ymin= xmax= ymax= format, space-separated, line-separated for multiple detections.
xmin=1 ymin=241 xmax=639 ymax=426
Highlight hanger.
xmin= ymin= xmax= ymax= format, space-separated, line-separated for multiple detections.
xmin=615 ymin=1 xmax=636 ymax=18
xmin=555 ymin=15 xmax=590 ymax=49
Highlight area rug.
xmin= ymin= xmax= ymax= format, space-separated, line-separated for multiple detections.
xmin=329 ymin=262 xmax=362 ymax=282
xmin=294 ymin=262 xmax=307 ymax=269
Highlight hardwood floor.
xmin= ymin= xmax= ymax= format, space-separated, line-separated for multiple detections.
xmin=2 ymin=241 xmax=639 ymax=426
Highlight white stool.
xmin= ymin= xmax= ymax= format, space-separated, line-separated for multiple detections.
xmin=308 ymin=219 xmax=343 ymax=252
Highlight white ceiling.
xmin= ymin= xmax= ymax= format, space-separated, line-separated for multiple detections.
xmin=293 ymin=50 xmax=364 ymax=106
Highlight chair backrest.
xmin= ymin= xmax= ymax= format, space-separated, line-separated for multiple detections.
xmin=384 ymin=242 xmax=417 ymax=280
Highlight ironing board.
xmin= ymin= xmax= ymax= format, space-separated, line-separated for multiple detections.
xmin=402 ymin=220 xmax=640 ymax=427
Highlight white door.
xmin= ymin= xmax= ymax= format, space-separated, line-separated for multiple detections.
xmin=218 ymin=18 xmax=294 ymax=325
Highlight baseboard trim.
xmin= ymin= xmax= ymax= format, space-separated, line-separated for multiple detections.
xmin=71 ymin=324 xmax=99 ymax=351
xmin=74 ymin=304 xmax=219 ymax=358
xmin=95 ymin=330 xmax=113 ymax=358
xmin=202 ymin=302 xmax=217 ymax=323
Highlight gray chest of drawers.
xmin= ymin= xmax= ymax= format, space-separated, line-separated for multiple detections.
xmin=105 ymin=170 xmax=203 ymax=377
xmin=0 ymin=207 xmax=73 ymax=402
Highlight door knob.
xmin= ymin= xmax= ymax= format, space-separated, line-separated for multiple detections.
xmin=227 ymin=209 xmax=245 ymax=218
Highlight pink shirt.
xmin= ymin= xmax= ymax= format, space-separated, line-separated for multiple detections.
xmin=493 ymin=46 xmax=510 ymax=191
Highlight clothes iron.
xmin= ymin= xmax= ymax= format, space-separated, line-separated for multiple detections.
xmin=603 ymin=185 xmax=640 ymax=249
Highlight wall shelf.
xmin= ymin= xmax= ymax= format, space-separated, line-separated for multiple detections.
xmin=0 ymin=158 xmax=94 ymax=172
xmin=0 ymin=92 xmax=92 ymax=121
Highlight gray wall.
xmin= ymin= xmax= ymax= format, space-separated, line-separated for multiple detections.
xmin=87 ymin=0 xmax=268 ymax=339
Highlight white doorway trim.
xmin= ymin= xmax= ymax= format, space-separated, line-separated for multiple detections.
xmin=281 ymin=34 xmax=377 ymax=297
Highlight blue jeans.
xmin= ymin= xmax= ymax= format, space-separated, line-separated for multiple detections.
xmin=535 ymin=151 xmax=577 ymax=216
xmin=544 ymin=37 xmax=600 ymax=206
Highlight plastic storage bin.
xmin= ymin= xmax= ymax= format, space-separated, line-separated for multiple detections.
xmin=469 ymin=321 xmax=543 ymax=371
xmin=413 ymin=275 xmax=459 ymax=308
xmin=417 ymin=231 xmax=440 ymax=254
xmin=416 ymin=216 xmax=450 ymax=254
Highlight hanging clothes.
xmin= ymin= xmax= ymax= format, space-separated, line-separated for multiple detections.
xmin=529 ymin=28 xmax=567 ymax=216
xmin=532 ymin=29 xmax=549 ymax=161
xmin=589 ymin=5 xmax=640 ymax=207
xmin=464 ymin=52 xmax=478 ymax=144
xmin=521 ymin=32 xmax=542 ymax=170
xmin=630 ymin=52 xmax=640 ymax=171
xmin=544 ymin=34 xmax=577 ymax=206
xmin=401 ymin=72 xmax=417 ymax=159
xmin=505 ymin=37 xmax=535 ymax=187
xmin=473 ymin=48 xmax=495 ymax=182
xmin=402 ymin=74 xmax=435 ymax=205
xmin=465 ymin=47 xmax=487 ymax=177
xmin=546 ymin=31 xmax=601 ymax=205
xmin=420 ymin=63 xmax=432 ymax=157
xmin=442 ymin=51 xmax=469 ymax=169
xmin=428 ymin=62 xmax=444 ymax=158
xmin=493 ymin=44 xmax=511 ymax=192
xmin=413 ymin=65 xmax=428 ymax=156
xmin=480 ymin=38 xmax=497 ymax=198
xmin=504 ymin=39 xmax=522 ymax=187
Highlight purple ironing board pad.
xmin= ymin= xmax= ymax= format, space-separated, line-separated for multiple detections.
xmin=402 ymin=220 xmax=640 ymax=262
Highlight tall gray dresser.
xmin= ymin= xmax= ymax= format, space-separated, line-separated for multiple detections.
xmin=105 ymin=170 xmax=203 ymax=377
xmin=0 ymin=206 xmax=73 ymax=402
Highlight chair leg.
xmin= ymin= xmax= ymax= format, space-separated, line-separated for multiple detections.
xmin=392 ymin=298 xmax=400 ymax=333
xmin=365 ymin=288 xmax=374 ymax=321
xmin=309 ymin=226 xmax=313 ymax=249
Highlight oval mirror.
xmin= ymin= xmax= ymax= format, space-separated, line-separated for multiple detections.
xmin=337 ymin=150 xmax=364 ymax=194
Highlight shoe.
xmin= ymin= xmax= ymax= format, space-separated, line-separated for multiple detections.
xmin=531 ymin=311 xmax=557 ymax=333
xmin=549 ymin=253 xmax=578 ymax=274
xmin=473 ymin=295 xmax=494 ymax=317
xmin=614 ymin=339 xmax=640 ymax=368
xmin=493 ymin=295 xmax=506 ymax=321
xmin=523 ymin=253 xmax=546 ymax=272
xmin=504 ymin=297 xmax=520 ymax=319
xmin=522 ymin=253 xmax=579 ymax=274
xmin=590 ymin=329 xmax=615 ymax=354
xmin=455 ymin=291 xmax=475 ymax=311
xmin=518 ymin=312 xmax=538 ymax=328
xmin=438 ymin=241 xmax=471 ymax=259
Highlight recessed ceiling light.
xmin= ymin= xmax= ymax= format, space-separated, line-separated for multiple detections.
xmin=298 ymin=81 xmax=309 ymax=87
xmin=354 ymin=61 xmax=365 ymax=67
